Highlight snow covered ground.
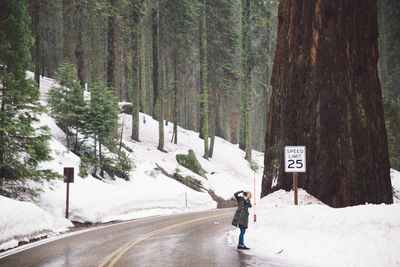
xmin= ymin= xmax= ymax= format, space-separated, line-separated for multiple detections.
xmin=1 ymin=72 xmax=262 ymax=251
xmin=228 ymin=181 xmax=400 ymax=267
xmin=1 ymin=72 xmax=400 ymax=267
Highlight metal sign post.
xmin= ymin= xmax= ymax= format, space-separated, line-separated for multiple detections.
xmin=64 ymin=167 xmax=74 ymax=219
xmin=284 ymin=146 xmax=306 ymax=205
xmin=293 ymin=172 xmax=298 ymax=205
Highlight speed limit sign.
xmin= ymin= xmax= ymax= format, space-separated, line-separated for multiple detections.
xmin=284 ymin=146 xmax=306 ymax=172
xmin=284 ymin=146 xmax=305 ymax=205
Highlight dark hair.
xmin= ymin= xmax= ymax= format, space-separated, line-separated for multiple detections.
xmin=243 ymin=192 xmax=248 ymax=196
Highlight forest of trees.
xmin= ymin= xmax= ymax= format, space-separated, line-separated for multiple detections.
xmin=379 ymin=0 xmax=400 ymax=171
xmin=25 ymin=0 xmax=399 ymax=167
xmin=0 ymin=0 xmax=399 ymax=205
xmin=0 ymin=0 xmax=60 ymax=198
xmin=25 ymin=0 xmax=279 ymax=160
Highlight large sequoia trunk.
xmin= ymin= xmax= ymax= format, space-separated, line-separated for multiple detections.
xmin=261 ymin=0 xmax=393 ymax=207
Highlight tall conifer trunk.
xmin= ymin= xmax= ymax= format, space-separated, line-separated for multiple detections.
xmin=199 ymin=0 xmax=209 ymax=159
xmin=165 ymin=54 xmax=170 ymax=127
xmin=240 ymin=0 xmax=252 ymax=161
xmin=75 ymin=1 xmax=85 ymax=87
xmin=172 ymin=54 xmax=178 ymax=144
xmin=209 ymin=90 xmax=216 ymax=158
xmin=62 ymin=0 xmax=73 ymax=62
xmin=261 ymin=0 xmax=393 ymax=207
xmin=32 ymin=0 xmax=40 ymax=87
xmin=107 ymin=0 xmax=119 ymax=101
xmin=157 ymin=7 xmax=164 ymax=151
xmin=131 ymin=33 xmax=140 ymax=142
xmin=152 ymin=8 xmax=159 ymax=119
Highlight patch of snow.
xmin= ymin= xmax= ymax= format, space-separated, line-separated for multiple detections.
xmin=228 ymin=189 xmax=400 ymax=267
xmin=1 ymin=73 xmax=260 ymax=250
xmin=0 ymin=196 xmax=72 ymax=251
xmin=391 ymin=169 xmax=400 ymax=203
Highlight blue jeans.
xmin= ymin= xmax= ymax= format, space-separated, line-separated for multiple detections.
xmin=238 ymin=225 xmax=246 ymax=246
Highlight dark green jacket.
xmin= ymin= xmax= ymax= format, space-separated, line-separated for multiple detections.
xmin=231 ymin=190 xmax=252 ymax=228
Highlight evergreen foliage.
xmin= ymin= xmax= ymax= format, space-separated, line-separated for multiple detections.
xmin=84 ymin=81 xmax=120 ymax=178
xmin=378 ymin=0 xmax=400 ymax=171
xmin=176 ymin=149 xmax=206 ymax=178
xmin=25 ymin=0 xmax=280 ymax=153
xmin=101 ymin=150 xmax=133 ymax=180
xmin=0 ymin=0 xmax=59 ymax=199
xmin=48 ymin=60 xmax=85 ymax=150
xmin=378 ymin=0 xmax=400 ymax=100
xmin=250 ymin=0 xmax=278 ymax=151
xmin=205 ymin=0 xmax=239 ymax=154
xmin=161 ymin=0 xmax=197 ymax=144
xmin=30 ymin=0 xmax=63 ymax=79
xmin=383 ymin=96 xmax=400 ymax=170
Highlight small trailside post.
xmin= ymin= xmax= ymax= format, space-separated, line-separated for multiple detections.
xmin=64 ymin=167 xmax=74 ymax=218
xmin=253 ymin=170 xmax=256 ymax=222
xmin=284 ymin=146 xmax=306 ymax=205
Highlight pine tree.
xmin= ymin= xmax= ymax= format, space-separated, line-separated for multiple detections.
xmin=162 ymin=0 xmax=197 ymax=145
xmin=107 ymin=0 xmax=120 ymax=101
xmin=0 ymin=0 xmax=58 ymax=199
xmin=48 ymin=60 xmax=85 ymax=151
xmin=378 ymin=0 xmax=400 ymax=100
xmin=239 ymin=0 xmax=252 ymax=161
xmin=30 ymin=0 xmax=41 ymax=86
xmin=84 ymin=81 xmax=119 ymax=178
xmin=152 ymin=5 xmax=159 ymax=120
xmin=150 ymin=2 xmax=165 ymax=151
xmin=205 ymin=0 xmax=239 ymax=155
xmin=201 ymin=0 xmax=210 ymax=141
xmin=250 ymin=0 xmax=278 ymax=151
xmin=128 ymin=0 xmax=143 ymax=142
xmin=199 ymin=0 xmax=209 ymax=159
xmin=62 ymin=0 xmax=75 ymax=63
xmin=157 ymin=3 xmax=166 ymax=151
xmin=75 ymin=0 xmax=87 ymax=87
xmin=38 ymin=0 xmax=63 ymax=78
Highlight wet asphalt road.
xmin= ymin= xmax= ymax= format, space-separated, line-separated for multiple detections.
xmin=0 ymin=209 xmax=288 ymax=267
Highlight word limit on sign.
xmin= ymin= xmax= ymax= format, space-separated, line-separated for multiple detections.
xmin=285 ymin=146 xmax=306 ymax=172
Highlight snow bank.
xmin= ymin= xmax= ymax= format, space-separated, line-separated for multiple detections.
xmin=39 ymin=174 xmax=216 ymax=223
xmin=391 ymin=169 xmax=400 ymax=203
xmin=34 ymin=111 xmax=217 ymax=224
xmin=2 ymin=72 xmax=255 ymax=250
xmin=0 ymin=196 xmax=72 ymax=251
xmin=228 ymin=189 xmax=400 ymax=267
xmin=3 ymin=71 xmax=399 ymax=266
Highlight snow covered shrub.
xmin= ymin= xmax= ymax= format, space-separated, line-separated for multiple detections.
xmin=176 ymin=149 xmax=206 ymax=178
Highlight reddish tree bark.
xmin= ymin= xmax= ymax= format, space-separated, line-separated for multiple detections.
xmin=261 ymin=0 xmax=393 ymax=207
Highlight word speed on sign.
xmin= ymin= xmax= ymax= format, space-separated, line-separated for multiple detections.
xmin=284 ymin=146 xmax=306 ymax=172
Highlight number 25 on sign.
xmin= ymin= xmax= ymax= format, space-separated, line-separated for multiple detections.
xmin=285 ymin=146 xmax=306 ymax=172
xmin=284 ymin=146 xmax=306 ymax=205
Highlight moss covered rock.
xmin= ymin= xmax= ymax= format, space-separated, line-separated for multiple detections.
xmin=176 ymin=149 xmax=206 ymax=178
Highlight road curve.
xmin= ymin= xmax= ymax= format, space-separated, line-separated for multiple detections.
xmin=0 ymin=209 xmax=285 ymax=267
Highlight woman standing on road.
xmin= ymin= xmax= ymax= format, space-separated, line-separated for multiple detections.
xmin=231 ymin=190 xmax=252 ymax=250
